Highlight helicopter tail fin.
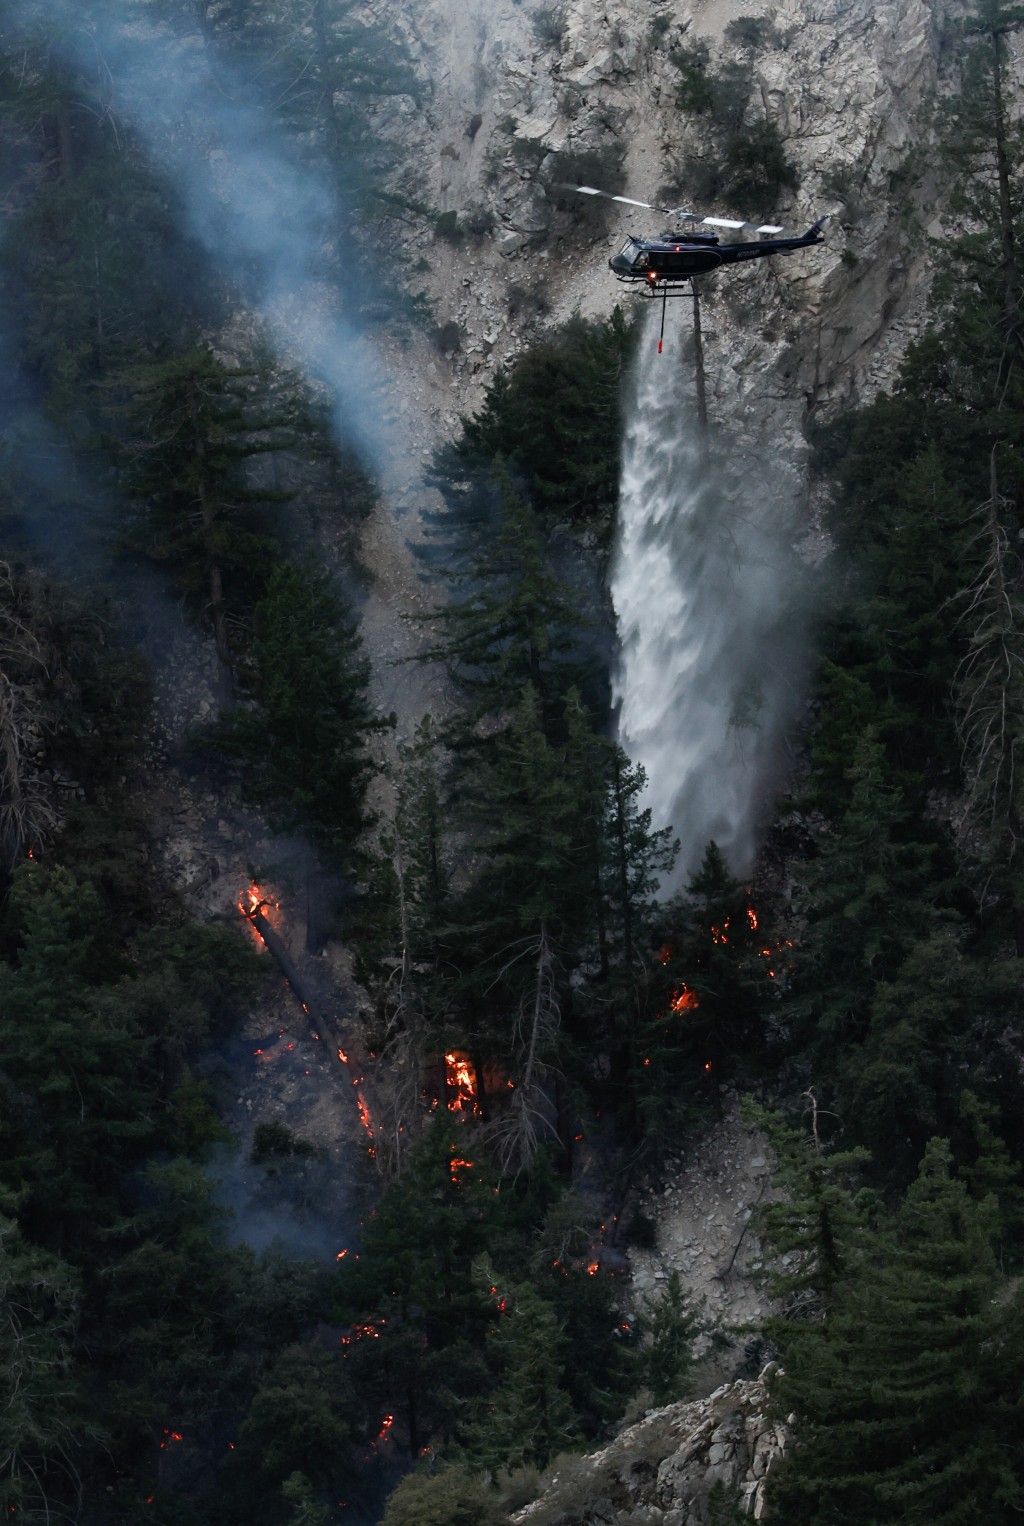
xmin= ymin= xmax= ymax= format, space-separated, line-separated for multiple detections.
xmin=802 ymin=214 xmax=830 ymax=243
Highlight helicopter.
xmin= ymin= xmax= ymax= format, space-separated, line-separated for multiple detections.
xmin=568 ymin=184 xmax=828 ymax=292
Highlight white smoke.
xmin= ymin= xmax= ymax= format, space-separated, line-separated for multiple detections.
xmin=7 ymin=0 xmax=397 ymax=471
xmin=611 ymin=308 xmax=810 ymax=889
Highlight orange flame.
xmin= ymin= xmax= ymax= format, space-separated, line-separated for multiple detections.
xmin=449 ymin=1155 xmax=474 ymax=1184
xmin=445 ymin=1051 xmax=480 ymax=1114
xmin=669 ymin=983 xmax=700 ymax=1014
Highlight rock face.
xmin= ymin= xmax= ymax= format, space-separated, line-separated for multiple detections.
xmin=375 ymin=0 xmax=951 ymax=438
xmin=511 ymin=1368 xmax=791 ymax=1524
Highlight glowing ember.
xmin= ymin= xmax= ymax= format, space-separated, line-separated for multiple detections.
xmin=355 ymin=1092 xmax=373 ymax=1139
xmin=340 ymin=1321 xmax=385 ymax=1346
xmin=586 ymin=1262 xmax=600 ymax=1277
xmin=669 ymin=983 xmax=700 ymax=1014
xmin=449 ymin=1155 xmax=474 ymax=1184
xmin=445 ymin=1051 xmax=481 ymax=1114
xmin=238 ymin=881 xmax=283 ymax=948
xmin=747 ymin=906 xmax=759 ymax=931
xmin=378 ymin=1414 xmax=395 ymax=1441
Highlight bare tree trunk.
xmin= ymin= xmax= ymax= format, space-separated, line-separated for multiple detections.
xmin=989 ymin=26 xmax=1024 ymax=388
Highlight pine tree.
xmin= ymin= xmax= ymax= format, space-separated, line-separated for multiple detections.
xmin=455 ymin=309 xmax=636 ymax=530
xmin=459 ymin=1283 xmax=581 ymax=1478
xmin=0 ymin=1206 xmax=83 ymax=1522
xmin=952 ymin=451 xmax=1024 ymax=947
xmin=213 ymin=559 xmax=386 ymax=865
xmin=770 ymin=1140 xmax=1024 ymax=1524
xmin=639 ymin=1270 xmax=703 ymax=1405
xmin=789 ymin=731 xmax=948 ymax=1053
xmin=419 ymin=472 xmax=592 ymax=737
xmin=112 ymin=343 xmax=298 ymax=705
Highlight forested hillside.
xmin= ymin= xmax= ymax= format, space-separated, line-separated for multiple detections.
xmin=2 ymin=1 xmax=1024 ymax=1524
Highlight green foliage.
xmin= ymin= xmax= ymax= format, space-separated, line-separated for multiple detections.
xmin=419 ymin=473 xmax=593 ymax=731
xmin=211 ymin=559 xmax=386 ymax=864
xmin=381 ymin=1465 xmax=507 ymax=1526
xmin=192 ymin=0 xmax=419 ymax=210
xmin=748 ymin=1104 xmax=873 ymax=1310
xmin=669 ymin=38 xmax=798 ymax=207
xmin=460 ymin=1284 xmax=581 ymax=1476
xmin=670 ymin=40 xmax=716 ymax=114
xmin=0 ymin=1209 xmax=84 ymax=1522
xmin=633 ymin=843 xmax=775 ymax=1140
xmin=639 ymin=1270 xmax=702 ymax=1404
xmin=723 ymin=15 xmax=786 ymax=49
xmin=454 ymin=309 xmax=637 ymax=534
xmin=769 ymin=1140 xmax=1024 ymax=1524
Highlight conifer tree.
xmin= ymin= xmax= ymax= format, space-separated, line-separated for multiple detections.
xmin=213 ymin=559 xmax=385 ymax=865
xmin=770 ymin=1140 xmax=1024 ymax=1524
xmin=0 ymin=1207 xmax=83 ymax=1522
xmin=419 ymin=472 xmax=591 ymax=738
xmin=789 ymin=731 xmax=947 ymax=1053
xmin=459 ymin=1283 xmax=581 ymax=1478
xmin=112 ymin=344 xmax=297 ymax=705
xmin=639 ymin=1269 xmax=703 ymax=1405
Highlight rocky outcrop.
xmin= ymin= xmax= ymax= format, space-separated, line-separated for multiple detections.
xmin=511 ymin=1368 xmax=791 ymax=1524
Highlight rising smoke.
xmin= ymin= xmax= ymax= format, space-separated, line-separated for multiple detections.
xmin=6 ymin=0 xmax=397 ymax=474
xmin=611 ymin=308 xmax=812 ymax=890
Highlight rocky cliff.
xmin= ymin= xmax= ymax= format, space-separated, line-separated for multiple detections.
xmin=375 ymin=0 xmax=948 ymax=448
xmin=510 ymin=1368 xmax=791 ymax=1525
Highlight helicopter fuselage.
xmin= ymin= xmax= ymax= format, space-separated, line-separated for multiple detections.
xmin=610 ymin=218 xmax=827 ymax=291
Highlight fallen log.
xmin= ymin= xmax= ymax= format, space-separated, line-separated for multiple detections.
xmin=242 ymin=901 xmax=348 ymax=1082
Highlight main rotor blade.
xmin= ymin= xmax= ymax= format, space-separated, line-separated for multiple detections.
xmin=571 ymin=185 xmax=659 ymax=211
xmin=567 ymin=185 xmax=792 ymax=236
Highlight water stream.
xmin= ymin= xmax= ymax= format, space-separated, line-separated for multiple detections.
xmin=611 ymin=307 xmax=809 ymax=889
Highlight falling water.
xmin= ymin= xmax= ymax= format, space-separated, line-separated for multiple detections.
xmin=611 ymin=307 xmax=809 ymax=890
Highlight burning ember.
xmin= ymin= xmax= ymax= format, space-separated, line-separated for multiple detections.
xmin=445 ymin=1051 xmax=481 ymax=1115
xmin=669 ymin=983 xmax=700 ymax=1014
xmin=378 ymin=1414 xmax=395 ymax=1441
xmin=449 ymin=1155 xmax=474 ymax=1184
xmin=340 ymin=1320 xmax=385 ymax=1346
xmin=238 ymin=881 xmax=284 ymax=948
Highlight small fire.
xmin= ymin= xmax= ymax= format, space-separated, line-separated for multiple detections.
xmin=238 ymin=881 xmax=283 ymax=947
xmin=586 ymin=1262 xmax=600 ymax=1277
xmin=356 ymin=1092 xmax=373 ymax=1138
xmin=449 ymin=1155 xmax=474 ymax=1184
xmin=340 ymin=1321 xmax=384 ymax=1346
xmin=378 ymin=1414 xmax=395 ymax=1441
xmin=669 ymin=983 xmax=700 ymax=1015
xmin=445 ymin=1051 xmax=480 ymax=1114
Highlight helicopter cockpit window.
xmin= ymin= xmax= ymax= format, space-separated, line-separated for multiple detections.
xmin=618 ymin=238 xmax=644 ymax=267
